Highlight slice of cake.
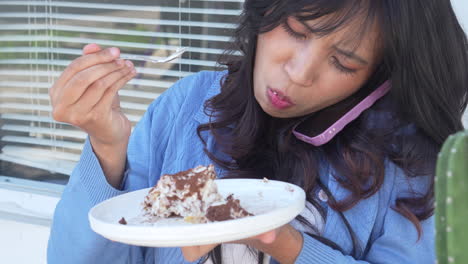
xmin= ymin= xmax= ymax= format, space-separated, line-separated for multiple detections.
xmin=143 ymin=164 xmax=252 ymax=223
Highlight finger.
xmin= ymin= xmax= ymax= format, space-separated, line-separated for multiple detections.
xmin=93 ymin=66 xmax=136 ymax=113
xmin=75 ymin=62 xmax=133 ymax=112
xmin=83 ymin=43 xmax=102 ymax=55
xmin=58 ymin=59 xmax=127 ymax=105
xmin=52 ymin=66 xmax=134 ymax=129
xmin=229 ymin=229 xmax=278 ymax=245
xmin=182 ymin=244 xmax=217 ymax=262
xmin=58 ymin=47 xmax=121 ymax=87
xmin=255 ymin=230 xmax=277 ymax=244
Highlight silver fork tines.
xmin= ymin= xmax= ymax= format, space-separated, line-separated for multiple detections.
xmin=121 ymin=47 xmax=187 ymax=64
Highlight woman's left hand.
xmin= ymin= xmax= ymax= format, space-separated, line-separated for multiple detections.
xmin=181 ymin=224 xmax=303 ymax=263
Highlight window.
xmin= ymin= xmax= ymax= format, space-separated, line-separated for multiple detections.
xmin=0 ymin=0 xmax=243 ymax=184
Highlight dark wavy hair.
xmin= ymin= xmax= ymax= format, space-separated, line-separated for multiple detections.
xmin=197 ymin=0 xmax=468 ymax=263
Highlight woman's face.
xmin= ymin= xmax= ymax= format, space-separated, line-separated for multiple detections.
xmin=253 ymin=16 xmax=381 ymax=118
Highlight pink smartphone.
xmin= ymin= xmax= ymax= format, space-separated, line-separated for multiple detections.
xmin=293 ymin=80 xmax=391 ymax=146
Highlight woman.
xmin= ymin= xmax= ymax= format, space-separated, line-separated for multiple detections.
xmin=47 ymin=0 xmax=468 ymax=263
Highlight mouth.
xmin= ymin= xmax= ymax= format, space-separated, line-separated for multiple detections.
xmin=267 ymin=87 xmax=294 ymax=110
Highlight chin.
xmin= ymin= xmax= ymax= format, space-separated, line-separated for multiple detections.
xmin=261 ymin=106 xmax=295 ymax=119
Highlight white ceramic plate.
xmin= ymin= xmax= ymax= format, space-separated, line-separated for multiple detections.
xmin=89 ymin=178 xmax=305 ymax=247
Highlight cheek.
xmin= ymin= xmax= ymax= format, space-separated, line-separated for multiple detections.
xmin=257 ymin=28 xmax=291 ymax=62
xmin=299 ymin=74 xmax=364 ymax=108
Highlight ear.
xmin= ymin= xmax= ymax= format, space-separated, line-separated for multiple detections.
xmin=82 ymin=43 xmax=102 ymax=55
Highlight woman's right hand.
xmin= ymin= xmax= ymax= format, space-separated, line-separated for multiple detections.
xmin=50 ymin=43 xmax=136 ymax=148
xmin=50 ymin=44 xmax=136 ymax=187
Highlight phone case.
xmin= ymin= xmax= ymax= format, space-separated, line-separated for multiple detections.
xmin=293 ymin=80 xmax=391 ymax=146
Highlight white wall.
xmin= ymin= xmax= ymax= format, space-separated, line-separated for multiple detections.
xmin=452 ymin=0 xmax=468 ymax=30
xmin=0 ymin=177 xmax=62 ymax=264
xmin=452 ymin=0 xmax=468 ymax=127
xmin=0 ymin=219 xmax=50 ymax=264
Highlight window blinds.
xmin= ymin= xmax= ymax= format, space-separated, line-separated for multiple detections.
xmin=0 ymin=0 xmax=243 ymax=177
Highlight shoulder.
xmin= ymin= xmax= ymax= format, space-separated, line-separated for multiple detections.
xmin=146 ymin=70 xmax=226 ymax=116
xmin=370 ymin=159 xmax=432 ymax=241
xmin=359 ymin=95 xmax=436 ymax=198
xmin=165 ymin=70 xmax=224 ymax=100
xmin=385 ymin=160 xmax=432 ymax=201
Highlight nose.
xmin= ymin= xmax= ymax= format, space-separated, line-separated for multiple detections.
xmin=284 ymin=45 xmax=318 ymax=87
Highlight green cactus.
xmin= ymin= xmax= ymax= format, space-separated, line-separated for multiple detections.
xmin=436 ymin=130 xmax=468 ymax=264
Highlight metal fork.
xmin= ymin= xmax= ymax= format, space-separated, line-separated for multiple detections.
xmin=120 ymin=47 xmax=187 ymax=64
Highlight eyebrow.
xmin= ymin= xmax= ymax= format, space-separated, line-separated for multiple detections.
xmin=332 ymin=45 xmax=369 ymax=65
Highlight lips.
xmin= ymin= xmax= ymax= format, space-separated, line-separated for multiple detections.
xmin=267 ymin=87 xmax=294 ymax=109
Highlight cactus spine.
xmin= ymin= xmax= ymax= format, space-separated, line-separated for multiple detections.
xmin=436 ymin=130 xmax=468 ymax=264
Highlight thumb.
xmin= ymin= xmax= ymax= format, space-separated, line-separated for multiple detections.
xmin=256 ymin=230 xmax=277 ymax=244
xmin=182 ymin=244 xmax=218 ymax=262
xmin=82 ymin=43 xmax=102 ymax=55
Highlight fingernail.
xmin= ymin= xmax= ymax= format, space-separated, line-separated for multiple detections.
xmin=110 ymin=47 xmax=120 ymax=57
xmin=131 ymin=69 xmax=137 ymax=75
xmin=125 ymin=60 xmax=134 ymax=67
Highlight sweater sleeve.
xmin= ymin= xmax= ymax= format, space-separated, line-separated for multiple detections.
xmin=47 ymin=78 xmax=186 ymax=264
xmin=295 ymin=216 xmax=434 ymax=263
xmin=294 ymin=165 xmax=435 ymax=264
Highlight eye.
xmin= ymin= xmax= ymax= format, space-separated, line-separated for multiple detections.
xmin=282 ymin=19 xmax=308 ymax=40
xmin=330 ymin=56 xmax=357 ymax=76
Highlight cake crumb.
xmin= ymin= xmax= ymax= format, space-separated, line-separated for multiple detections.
xmin=119 ymin=217 xmax=127 ymax=225
xmin=206 ymin=194 xmax=252 ymax=222
xmin=262 ymin=177 xmax=269 ymax=183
